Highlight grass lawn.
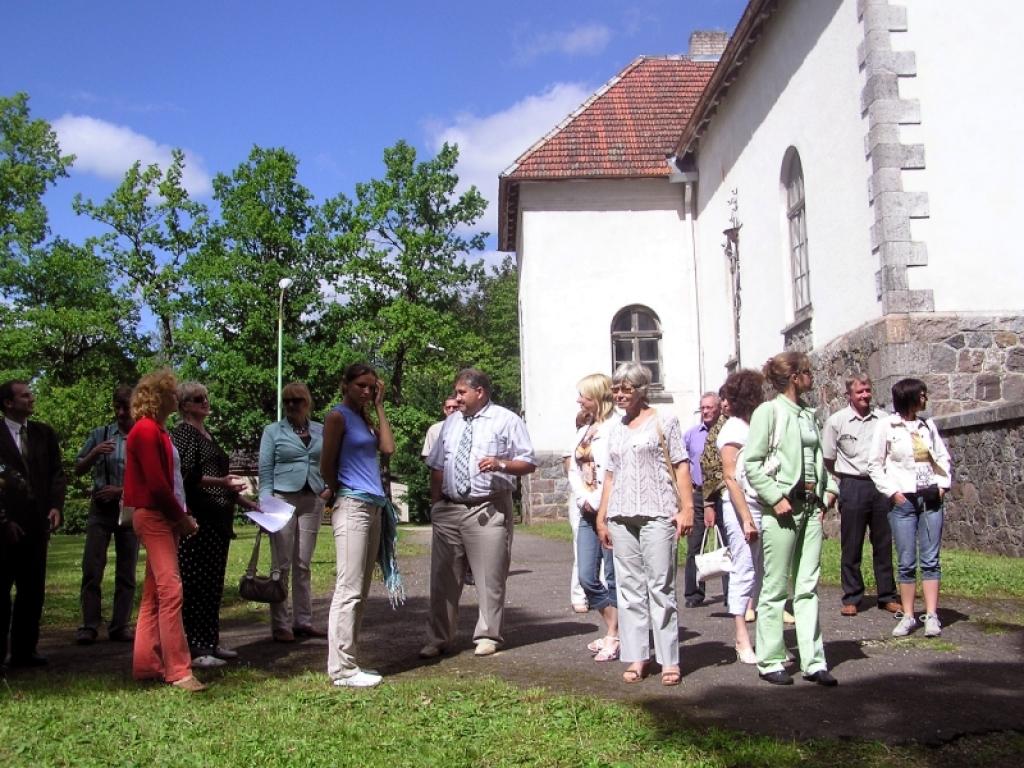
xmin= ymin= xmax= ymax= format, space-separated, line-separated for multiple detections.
xmin=2 ymin=522 xmax=1021 ymax=766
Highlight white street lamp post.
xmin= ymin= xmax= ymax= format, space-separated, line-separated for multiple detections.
xmin=276 ymin=277 xmax=294 ymax=421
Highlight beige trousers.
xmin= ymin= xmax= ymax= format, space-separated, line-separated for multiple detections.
xmin=425 ymin=492 xmax=514 ymax=648
xmin=327 ymin=496 xmax=381 ymax=680
xmin=268 ymin=489 xmax=324 ymax=633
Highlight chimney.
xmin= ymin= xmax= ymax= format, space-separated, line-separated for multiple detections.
xmin=688 ymin=30 xmax=729 ymax=61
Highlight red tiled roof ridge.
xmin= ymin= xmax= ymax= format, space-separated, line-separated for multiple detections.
xmin=501 ymin=55 xmax=650 ymax=179
xmin=501 ymin=54 xmax=715 ymax=181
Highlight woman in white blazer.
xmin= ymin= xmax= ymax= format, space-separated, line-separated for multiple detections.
xmin=258 ymin=381 xmax=330 ymax=642
xmin=867 ymin=378 xmax=951 ymax=638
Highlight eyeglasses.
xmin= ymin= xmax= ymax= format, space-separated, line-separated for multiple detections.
xmin=283 ymin=398 xmax=306 ymax=406
xmin=794 ymin=369 xmax=812 ymax=377
xmin=189 ymin=395 xmax=209 ymax=404
xmin=610 ymin=385 xmax=636 ymax=395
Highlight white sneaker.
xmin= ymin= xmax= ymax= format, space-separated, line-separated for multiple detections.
xmin=922 ymin=612 xmax=942 ymax=637
xmin=474 ymin=640 xmax=499 ymax=656
xmin=892 ymin=613 xmax=918 ymax=637
xmin=332 ymin=670 xmax=382 ymax=688
xmin=192 ymin=654 xmax=227 ymax=669
xmin=213 ymin=646 xmax=238 ymax=659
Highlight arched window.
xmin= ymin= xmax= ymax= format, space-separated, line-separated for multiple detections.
xmin=611 ymin=306 xmax=662 ymax=386
xmin=783 ymin=147 xmax=811 ymax=313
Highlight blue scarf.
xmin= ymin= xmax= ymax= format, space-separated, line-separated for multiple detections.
xmin=337 ymin=488 xmax=405 ymax=608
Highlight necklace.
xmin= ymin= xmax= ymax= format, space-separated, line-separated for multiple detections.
xmin=291 ymin=422 xmax=310 ymax=437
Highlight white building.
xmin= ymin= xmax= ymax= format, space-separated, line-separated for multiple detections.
xmin=500 ymin=0 xmax=1024 ymax=552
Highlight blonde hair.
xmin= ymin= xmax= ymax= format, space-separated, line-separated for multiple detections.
xmin=282 ymin=381 xmax=313 ymax=410
xmin=577 ymin=373 xmax=615 ymax=423
xmin=131 ymin=368 xmax=178 ymax=421
xmin=176 ymin=381 xmax=208 ymax=414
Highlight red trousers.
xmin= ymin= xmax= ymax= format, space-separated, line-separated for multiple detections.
xmin=132 ymin=507 xmax=192 ymax=683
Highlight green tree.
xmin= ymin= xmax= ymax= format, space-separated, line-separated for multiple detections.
xmin=178 ymin=146 xmax=345 ymax=450
xmin=0 ymin=92 xmax=73 ymax=264
xmin=318 ymin=140 xmax=492 ymax=519
xmin=73 ymin=149 xmax=208 ymax=358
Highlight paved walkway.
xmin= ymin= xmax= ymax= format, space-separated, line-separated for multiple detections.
xmin=30 ymin=526 xmax=1024 ymax=745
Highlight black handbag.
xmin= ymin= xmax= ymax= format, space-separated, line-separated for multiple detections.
xmin=238 ymin=528 xmax=287 ymax=603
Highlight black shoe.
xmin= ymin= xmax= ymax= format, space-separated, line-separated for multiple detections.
xmin=9 ymin=653 xmax=48 ymax=668
xmin=803 ymin=669 xmax=838 ymax=687
xmin=759 ymin=670 xmax=793 ymax=686
xmin=109 ymin=628 xmax=135 ymax=642
xmin=684 ymin=599 xmax=705 ymax=608
xmin=75 ymin=627 xmax=98 ymax=645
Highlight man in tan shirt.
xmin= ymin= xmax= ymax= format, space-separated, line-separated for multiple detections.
xmin=822 ymin=374 xmax=899 ymax=616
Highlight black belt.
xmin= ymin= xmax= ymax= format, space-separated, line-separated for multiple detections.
xmin=836 ymin=473 xmax=871 ymax=481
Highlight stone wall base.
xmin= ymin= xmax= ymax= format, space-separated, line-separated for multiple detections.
xmin=523 ymin=451 xmax=572 ymax=522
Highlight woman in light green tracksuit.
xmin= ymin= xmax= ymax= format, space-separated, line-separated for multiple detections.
xmin=743 ymin=352 xmax=838 ymax=687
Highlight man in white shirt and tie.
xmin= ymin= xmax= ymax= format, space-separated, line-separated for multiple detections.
xmin=420 ymin=369 xmax=536 ymax=659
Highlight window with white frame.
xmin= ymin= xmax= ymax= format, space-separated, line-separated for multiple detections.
xmin=783 ymin=147 xmax=811 ymax=313
xmin=611 ymin=306 xmax=662 ymax=386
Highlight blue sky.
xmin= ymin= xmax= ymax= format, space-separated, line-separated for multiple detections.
xmin=2 ymin=0 xmax=747 ymax=257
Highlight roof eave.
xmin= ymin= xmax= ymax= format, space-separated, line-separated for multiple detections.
xmin=672 ymin=0 xmax=779 ymax=160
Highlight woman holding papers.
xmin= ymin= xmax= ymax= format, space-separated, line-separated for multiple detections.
xmin=258 ymin=381 xmax=330 ymax=643
xmin=320 ymin=363 xmax=395 ymax=688
xmin=171 ymin=381 xmax=259 ymax=670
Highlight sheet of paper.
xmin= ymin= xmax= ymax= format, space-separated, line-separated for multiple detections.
xmin=244 ymin=496 xmax=295 ymax=533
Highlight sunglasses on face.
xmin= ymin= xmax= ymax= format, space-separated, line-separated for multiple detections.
xmin=189 ymin=395 xmax=209 ymax=404
xmin=283 ymin=398 xmax=306 ymax=406
xmin=610 ymin=385 xmax=636 ymax=395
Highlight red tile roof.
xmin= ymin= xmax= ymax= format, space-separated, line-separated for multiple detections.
xmin=499 ymin=56 xmax=716 ymax=249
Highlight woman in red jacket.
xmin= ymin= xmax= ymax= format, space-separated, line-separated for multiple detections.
xmin=122 ymin=369 xmax=203 ymax=692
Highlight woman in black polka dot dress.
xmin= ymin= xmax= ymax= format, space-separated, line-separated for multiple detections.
xmin=171 ymin=381 xmax=259 ymax=669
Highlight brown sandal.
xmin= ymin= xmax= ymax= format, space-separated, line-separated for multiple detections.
xmin=622 ymin=664 xmax=648 ymax=683
xmin=661 ymin=668 xmax=682 ymax=686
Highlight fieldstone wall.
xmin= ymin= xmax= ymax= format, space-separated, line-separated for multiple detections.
xmin=523 ymin=451 xmax=571 ymax=521
xmin=810 ymin=312 xmax=1024 ymax=417
xmin=810 ymin=311 xmax=1024 ymax=552
xmin=933 ymin=403 xmax=1024 ymax=556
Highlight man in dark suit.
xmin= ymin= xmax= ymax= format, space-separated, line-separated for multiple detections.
xmin=0 ymin=379 xmax=66 ymax=670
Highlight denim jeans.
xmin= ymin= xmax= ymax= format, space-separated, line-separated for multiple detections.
xmin=888 ymin=494 xmax=943 ymax=583
xmin=576 ymin=513 xmax=615 ymax=611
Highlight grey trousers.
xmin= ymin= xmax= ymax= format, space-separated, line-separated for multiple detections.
xmin=608 ymin=516 xmax=680 ymax=667
xmin=425 ymin=492 xmax=514 ymax=648
xmin=268 ymin=489 xmax=323 ymax=633
xmin=327 ymin=496 xmax=382 ymax=680
xmin=79 ymin=502 xmax=139 ymax=636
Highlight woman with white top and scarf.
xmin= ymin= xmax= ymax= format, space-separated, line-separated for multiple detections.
xmin=567 ymin=373 xmax=618 ymax=662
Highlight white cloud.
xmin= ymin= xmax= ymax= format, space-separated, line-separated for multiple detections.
xmin=514 ymin=22 xmax=612 ymax=64
xmin=426 ymin=82 xmax=593 ymax=240
xmin=52 ymin=114 xmax=212 ymax=196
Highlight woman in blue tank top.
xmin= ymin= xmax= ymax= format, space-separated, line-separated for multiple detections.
xmin=320 ymin=363 xmax=395 ymax=688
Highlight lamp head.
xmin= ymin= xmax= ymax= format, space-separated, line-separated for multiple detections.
xmin=278 ymin=277 xmax=294 ymax=291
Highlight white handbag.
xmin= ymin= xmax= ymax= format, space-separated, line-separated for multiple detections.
xmin=695 ymin=525 xmax=733 ymax=581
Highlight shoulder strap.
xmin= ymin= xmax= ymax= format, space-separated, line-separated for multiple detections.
xmin=246 ymin=529 xmax=264 ymax=577
xmin=655 ymin=417 xmax=681 ymax=503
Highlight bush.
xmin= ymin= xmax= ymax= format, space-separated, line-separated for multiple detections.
xmin=60 ymin=496 xmax=91 ymax=535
